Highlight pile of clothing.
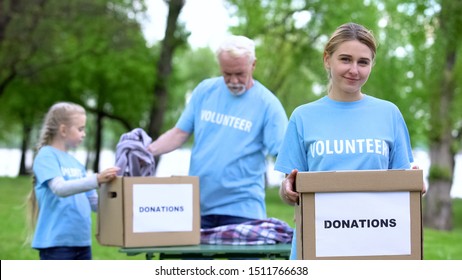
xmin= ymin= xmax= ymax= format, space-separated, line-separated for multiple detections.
xmin=200 ymin=218 xmax=293 ymax=245
xmin=115 ymin=128 xmax=156 ymax=176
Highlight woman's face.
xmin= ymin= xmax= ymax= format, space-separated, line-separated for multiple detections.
xmin=324 ymin=40 xmax=373 ymax=101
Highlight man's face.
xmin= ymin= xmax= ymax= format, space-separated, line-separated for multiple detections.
xmin=219 ymin=52 xmax=255 ymax=96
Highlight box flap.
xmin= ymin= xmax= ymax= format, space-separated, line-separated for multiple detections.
xmin=296 ymin=169 xmax=423 ymax=193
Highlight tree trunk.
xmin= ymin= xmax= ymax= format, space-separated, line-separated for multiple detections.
xmin=424 ymin=141 xmax=455 ymax=230
xmin=424 ymin=179 xmax=453 ymax=229
xmin=147 ymin=0 xmax=185 ymax=140
xmin=424 ymin=51 xmax=456 ymax=230
xmin=0 ymin=0 xmax=47 ymax=98
xmin=19 ymin=122 xmax=32 ymax=175
xmin=92 ymin=110 xmax=103 ymax=173
xmin=423 ymin=0 xmax=459 ymax=230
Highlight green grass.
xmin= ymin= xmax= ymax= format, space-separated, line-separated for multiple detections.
xmin=1 ymin=176 xmax=461 ymax=260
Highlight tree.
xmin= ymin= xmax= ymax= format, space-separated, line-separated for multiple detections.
xmin=147 ymin=0 xmax=188 ymax=141
xmin=224 ymin=0 xmax=462 ymax=230
xmin=424 ymin=0 xmax=462 ymax=230
xmin=226 ymin=0 xmax=382 ymax=114
xmin=162 ymin=46 xmax=218 ymax=130
xmin=0 ymin=0 xmax=154 ymax=173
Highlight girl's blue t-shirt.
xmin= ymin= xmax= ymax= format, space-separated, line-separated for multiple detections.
xmin=32 ymin=146 xmax=96 ymax=249
xmin=274 ymin=95 xmax=414 ymax=259
xmin=176 ymin=77 xmax=288 ymax=219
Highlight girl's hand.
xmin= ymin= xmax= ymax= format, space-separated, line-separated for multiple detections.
xmin=97 ymin=167 xmax=120 ymax=184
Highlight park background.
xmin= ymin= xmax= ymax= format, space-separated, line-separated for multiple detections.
xmin=0 ymin=0 xmax=461 ymax=259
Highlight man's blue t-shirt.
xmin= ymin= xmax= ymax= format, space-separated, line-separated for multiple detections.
xmin=176 ymin=77 xmax=288 ymax=219
xmin=274 ymin=95 xmax=414 ymax=259
xmin=32 ymin=146 xmax=96 ymax=249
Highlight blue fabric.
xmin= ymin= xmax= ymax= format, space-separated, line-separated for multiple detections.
xmin=274 ymin=95 xmax=414 ymax=259
xmin=290 ymin=232 xmax=297 ymax=260
xmin=201 ymin=214 xmax=255 ymax=229
xmin=38 ymin=246 xmax=92 ymax=260
xmin=32 ymin=146 xmax=95 ymax=249
xmin=176 ymin=77 xmax=288 ymax=219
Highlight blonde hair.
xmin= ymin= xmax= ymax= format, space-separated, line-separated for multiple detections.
xmin=324 ymin=23 xmax=377 ymax=91
xmin=25 ymin=102 xmax=86 ymax=244
xmin=216 ymin=35 xmax=256 ymax=64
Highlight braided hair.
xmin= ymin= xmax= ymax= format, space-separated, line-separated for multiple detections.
xmin=25 ymin=102 xmax=85 ymax=243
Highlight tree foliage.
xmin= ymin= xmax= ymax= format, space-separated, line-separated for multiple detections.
xmin=225 ymin=0 xmax=462 ymax=230
xmin=0 ymin=0 xmax=154 ymax=172
xmin=0 ymin=0 xmax=461 ymax=228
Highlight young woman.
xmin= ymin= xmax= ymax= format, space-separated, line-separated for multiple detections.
xmin=27 ymin=102 xmax=119 ymax=260
xmin=274 ymin=23 xmax=417 ymax=259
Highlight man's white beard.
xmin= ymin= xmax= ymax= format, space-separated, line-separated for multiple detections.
xmin=227 ymin=83 xmax=246 ymax=96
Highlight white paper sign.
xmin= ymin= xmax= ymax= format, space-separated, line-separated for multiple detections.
xmin=132 ymin=184 xmax=193 ymax=233
xmin=314 ymin=192 xmax=411 ymax=257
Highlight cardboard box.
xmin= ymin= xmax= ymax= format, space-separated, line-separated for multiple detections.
xmin=295 ymin=169 xmax=423 ymax=260
xmin=97 ymin=176 xmax=200 ymax=248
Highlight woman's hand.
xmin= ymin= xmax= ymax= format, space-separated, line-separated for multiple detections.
xmin=280 ymin=169 xmax=300 ymax=205
xmin=412 ymin=165 xmax=427 ymax=195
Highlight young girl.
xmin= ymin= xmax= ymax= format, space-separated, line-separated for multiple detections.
xmin=27 ymin=102 xmax=119 ymax=260
xmin=275 ymin=23 xmax=420 ymax=259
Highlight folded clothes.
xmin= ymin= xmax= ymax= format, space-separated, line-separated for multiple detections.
xmin=200 ymin=217 xmax=293 ymax=245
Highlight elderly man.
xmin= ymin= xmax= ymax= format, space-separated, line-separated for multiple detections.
xmin=148 ymin=35 xmax=288 ymax=229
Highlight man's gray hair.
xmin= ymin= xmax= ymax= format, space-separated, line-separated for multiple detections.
xmin=216 ymin=35 xmax=256 ymax=63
